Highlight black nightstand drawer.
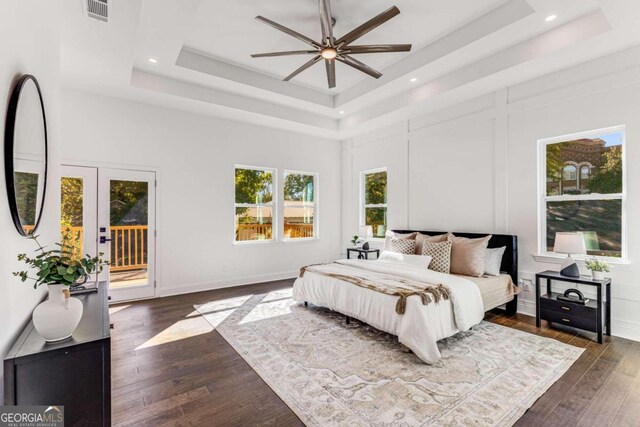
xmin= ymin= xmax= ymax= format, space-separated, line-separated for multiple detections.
xmin=541 ymin=308 xmax=598 ymax=332
xmin=536 ymin=271 xmax=610 ymax=344
xmin=540 ymin=293 xmax=597 ymax=319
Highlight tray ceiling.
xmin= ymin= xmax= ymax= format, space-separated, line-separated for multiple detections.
xmin=60 ymin=0 xmax=640 ymax=139
xmin=183 ymin=0 xmax=507 ymax=92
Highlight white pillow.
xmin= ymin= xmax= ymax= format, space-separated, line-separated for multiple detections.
xmin=378 ymin=250 xmax=433 ymax=270
xmin=484 ymin=246 xmax=506 ymax=276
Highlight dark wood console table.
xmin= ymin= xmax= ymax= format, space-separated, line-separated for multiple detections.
xmin=4 ymin=282 xmax=111 ymax=426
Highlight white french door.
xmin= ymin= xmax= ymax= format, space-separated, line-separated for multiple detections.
xmin=61 ymin=165 xmax=156 ymax=302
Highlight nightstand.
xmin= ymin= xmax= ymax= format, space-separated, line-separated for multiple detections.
xmin=535 ymin=270 xmax=611 ymax=343
xmin=346 ymin=248 xmax=380 ymax=260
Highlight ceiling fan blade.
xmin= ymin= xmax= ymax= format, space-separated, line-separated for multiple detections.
xmin=325 ymin=59 xmax=336 ymax=88
xmin=284 ymin=55 xmax=323 ymax=81
xmin=251 ymin=50 xmax=318 ymax=58
xmin=335 ymin=6 xmax=400 ymax=46
xmin=337 ymin=55 xmax=382 ymax=79
xmin=344 ymin=44 xmax=412 ymax=54
xmin=318 ymin=0 xmax=334 ymax=46
xmin=255 ymin=16 xmax=321 ymax=48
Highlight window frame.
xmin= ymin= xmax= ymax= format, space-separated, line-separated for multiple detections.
xmin=360 ymin=167 xmax=388 ymax=240
xmin=537 ymin=125 xmax=627 ymax=262
xmin=233 ymin=164 xmax=277 ymax=245
xmin=282 ymin=170 xmax=319 ymax=242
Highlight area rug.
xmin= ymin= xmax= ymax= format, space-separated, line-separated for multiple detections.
xmin=195 ymin=288 xmax=583 ymax=427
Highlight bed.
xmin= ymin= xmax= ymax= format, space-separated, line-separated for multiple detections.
xmin=292 ymin=230 xmax=518 ymax=364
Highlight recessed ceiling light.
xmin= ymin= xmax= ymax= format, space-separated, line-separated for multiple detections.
xmin=148 ymin=57 xmax=158 ymax=64
xmin=339 ymin=110 xmax=345 ymax=114
xmin=545 ymin=14 xmax=557 ymax=22
xmin=410 ymin=77 xmax=418 ymax=82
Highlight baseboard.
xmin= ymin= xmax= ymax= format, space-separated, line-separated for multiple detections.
xmin=158 ymin=270 xmax=299 ymax=298
xmin=516 ymin=298 xmax=537 ymax=317
xmin=606 ymin=318 xmax=640 ymax=342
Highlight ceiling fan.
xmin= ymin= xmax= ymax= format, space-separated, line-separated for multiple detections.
xmin=251 ymin=0 xmax=412 ymax=89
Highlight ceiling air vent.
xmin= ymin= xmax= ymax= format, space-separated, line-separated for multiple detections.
xmin=87 ymin=0 xmax=108 ymax=23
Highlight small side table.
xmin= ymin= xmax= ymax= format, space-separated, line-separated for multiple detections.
xmin=535 ymin=270 xmax=611 ymax=344
xmin=347 ymin=248 xmax=380 ymax=260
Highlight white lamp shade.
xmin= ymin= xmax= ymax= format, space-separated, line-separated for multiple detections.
xmin=553 ymin=232 xmax=587 ymax=255
xmin=359 ymin=225 xmax=373 ymax=237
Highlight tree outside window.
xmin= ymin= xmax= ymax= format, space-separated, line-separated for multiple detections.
xmin=362 ymin=169 xmax=387 ymax=237
xmin=284 ymin=172 xmax=316 ymax=239
xmin=542 ymin=129 xmax=624 ymax=258
xmin=235 ymin=167 xmax=274 ymax=241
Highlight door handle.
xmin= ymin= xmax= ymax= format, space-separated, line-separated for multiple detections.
xmin=99 ymin=236 xmax=112 ymax=244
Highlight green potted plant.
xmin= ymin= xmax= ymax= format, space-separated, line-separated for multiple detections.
xmin=350 ymin=235 xmax=360 ymax=246
xmin=584 ymin=257 xmax=610 ymax=281
xmin=14 ymin=234 xmax=108 ymax=342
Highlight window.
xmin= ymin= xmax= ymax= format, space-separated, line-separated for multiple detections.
xmin=580 ymin=165 xmax=590 ymax=180
xmin=562 ymin=164 xmax=577 ymax=181
xmin=283 ymin=171 xmax=317 ymax=239
xmin=540 ymin=127 xmax=625 ymax=259
xmin=234 ymin=166 xmax=275 ymax=242
xmin=361 ymin=168 xmax=387 ymax=238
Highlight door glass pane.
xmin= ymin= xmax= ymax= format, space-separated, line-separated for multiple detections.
xmin=61 ymin=177 xmax=84 ymax=260
xmin=235 ymin=207 xmax=273 ymax=241
xmin=547 ymin=199 xmax=622 ymax=257
xmin=110 ymin=180 xmax=149 ymax=288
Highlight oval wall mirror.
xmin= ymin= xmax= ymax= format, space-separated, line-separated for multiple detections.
xmin=4 ymin=74 xmax=48 ymax=236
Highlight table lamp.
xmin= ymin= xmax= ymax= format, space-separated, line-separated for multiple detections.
xmin=359 ymin=226 xmax=373 ymax=250
xmin=553 ymin=232 xmax=586 ymax=277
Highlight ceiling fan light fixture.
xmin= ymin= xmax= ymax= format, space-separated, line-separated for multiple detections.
xmin=321 ymin=48 xmax=338 ymax=60
xmin=252 ymin=1 xmax=411 ymax=89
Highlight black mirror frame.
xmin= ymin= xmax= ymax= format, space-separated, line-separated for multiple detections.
xmin=4 ymin=74 xmax=48 ymax=237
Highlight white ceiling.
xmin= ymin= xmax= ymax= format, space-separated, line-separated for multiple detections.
xmin=60 ymin=0 xmax=640 ymax=139
xmin=184 ymin=0 xmax=507 ymax=92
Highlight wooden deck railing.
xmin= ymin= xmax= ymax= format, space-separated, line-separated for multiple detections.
xmin=109 ymin=225 xmax=148 ymax=272
xmin=285 ymin=223 xmax=313 ymax=239
xmin=236 ymin=223 xmax=313 ymax=240
xmin=59 ymin=225 xmax=148 ymax=273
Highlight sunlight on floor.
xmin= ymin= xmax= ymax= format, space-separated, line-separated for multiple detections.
xmin=109 ymin=304 xmax=131 ymax=315
xmin=135 ymin=317 xmax=214 ymax=350
xmin=262 ymin=288 xmax=293 ymax=302
xmin=239 ymin=290 xmax=294 ymax=325
xmin=196 ymin=294 xmax=253 ymax=315
xmin=136 ymin=295 xmax=257 ymax=350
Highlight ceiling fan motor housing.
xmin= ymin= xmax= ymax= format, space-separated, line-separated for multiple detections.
xmin=251 ymin=0 xmax=412 ymax=89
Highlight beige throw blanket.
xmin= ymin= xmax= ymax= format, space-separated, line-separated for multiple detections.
xmin=300 ymin=262 xmax=450 ymax=315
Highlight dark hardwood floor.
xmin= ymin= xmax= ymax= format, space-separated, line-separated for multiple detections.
xmin=110 ymin=280 xmax=640 ymax=427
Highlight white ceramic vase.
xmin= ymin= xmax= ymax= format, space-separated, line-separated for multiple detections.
xmin=32 ymin=284 xmax=83 ymax=342
xmin=591 ymin=270 xmax=605 ymax=281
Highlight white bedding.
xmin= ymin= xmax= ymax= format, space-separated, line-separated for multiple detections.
xmin=292 ymin=259 xmax=485 ymax=364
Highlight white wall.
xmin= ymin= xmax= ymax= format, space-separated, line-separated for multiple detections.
xmin=0 ymin=0 xmax=61 ymax=402
xmin=342 ymin=46 xmax=640 ymax=341
xmin=60 ymin=89 xmax=342 ymax=296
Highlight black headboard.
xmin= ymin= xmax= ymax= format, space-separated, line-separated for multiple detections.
xmin=392 ymin=230 xmax=519 ymax=286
